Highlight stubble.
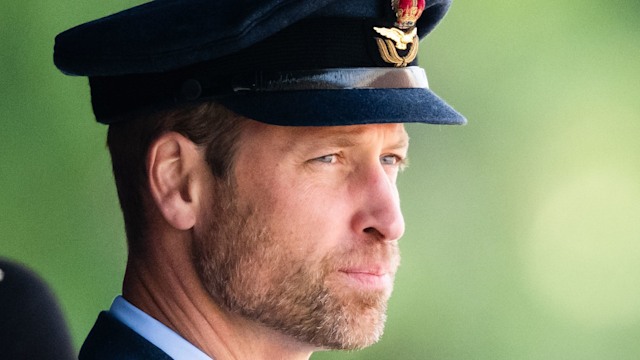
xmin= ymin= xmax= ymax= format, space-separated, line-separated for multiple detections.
xmin=192 ymin=179 xmax=399 ymax=350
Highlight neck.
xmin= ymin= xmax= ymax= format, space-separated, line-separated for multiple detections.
xmin=122 ymin=232 xmax=315 ymax=360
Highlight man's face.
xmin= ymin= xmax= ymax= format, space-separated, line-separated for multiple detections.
xmin=193 ymin=121 xmax=408 ymax=350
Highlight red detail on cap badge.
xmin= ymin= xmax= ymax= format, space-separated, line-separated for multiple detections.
xmin=373 ymin=0 xmax=425 ymax=67
xmin=392 ymin=0 xmax=426 ymax=30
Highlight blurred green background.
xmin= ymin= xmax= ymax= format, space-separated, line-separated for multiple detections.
xmin=2 ymin=0 xmax=639 ymax=359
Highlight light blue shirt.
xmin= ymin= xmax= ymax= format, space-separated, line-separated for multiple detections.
xmin=109 ymin=296 xmax=213 ymax=360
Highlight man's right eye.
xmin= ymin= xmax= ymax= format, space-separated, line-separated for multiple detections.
xmin=315 ymin=154 xmax=338 ymax=164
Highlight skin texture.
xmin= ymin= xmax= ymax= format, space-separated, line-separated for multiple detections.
xmin=123 ymin=120 xmax=409 ymax=360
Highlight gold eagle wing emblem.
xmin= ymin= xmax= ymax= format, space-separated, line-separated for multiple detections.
xmin=373 ymin=27 xmax=417 ymax=50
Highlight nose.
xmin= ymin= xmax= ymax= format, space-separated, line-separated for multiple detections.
xmin=350 ymin=164 xmax=405 ymax=242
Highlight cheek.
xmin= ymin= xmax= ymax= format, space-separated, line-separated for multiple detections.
xmin=267 ymin=181 xmax=352 ymax=250
xmin=235 ymin=158 xmax=356 ymax=251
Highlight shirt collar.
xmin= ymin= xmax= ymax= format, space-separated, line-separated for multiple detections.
xmin=109 ymin=296 xmax=213 ymax=360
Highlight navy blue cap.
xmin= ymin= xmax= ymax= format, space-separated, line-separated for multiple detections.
xmin=54 ymin=0 xmax=466 ymax=126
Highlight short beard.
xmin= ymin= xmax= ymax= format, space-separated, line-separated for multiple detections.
xmin=192 ymin=178 xmax=398 ymax=350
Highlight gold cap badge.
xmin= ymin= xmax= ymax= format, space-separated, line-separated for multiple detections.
xmin=374 ymin=0 xmax=426 ymax=67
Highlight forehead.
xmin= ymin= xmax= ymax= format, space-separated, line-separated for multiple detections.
xmin=239 ymin=121 xmax=409 ymax=151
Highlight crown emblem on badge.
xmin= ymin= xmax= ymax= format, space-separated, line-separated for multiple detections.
xmin=373 ymin=0 xmax=426 ymax=67
xmin=393 ymin=0 xmax=426 ymax=29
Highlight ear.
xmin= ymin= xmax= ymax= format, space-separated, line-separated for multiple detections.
xmin=147 ymin=132 xmax=203 ymax=230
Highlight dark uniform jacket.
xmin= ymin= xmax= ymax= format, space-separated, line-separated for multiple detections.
xmin=79 ymin=312 xmax=172 ymax=360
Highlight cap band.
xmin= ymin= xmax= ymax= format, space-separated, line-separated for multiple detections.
xmin=232 ymin=66 xmax=429 ymax=92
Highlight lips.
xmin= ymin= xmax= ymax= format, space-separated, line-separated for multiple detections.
xmin=338 ymin=267 xmax=394 ymax=290
xmin=341 ymin=267 xmax=387 ymax=276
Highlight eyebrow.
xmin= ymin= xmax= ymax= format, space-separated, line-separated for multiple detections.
xmin=289 ymin=126 xmax=409 ymax=154
xmin=327 ymin=135 xmax=360 ymax=148
xmin=388 ymin=135 xmax=410 ymax=150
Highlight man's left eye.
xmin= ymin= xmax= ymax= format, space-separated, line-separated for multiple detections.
xmin=380 ymin=154 xmax=402 ymax=165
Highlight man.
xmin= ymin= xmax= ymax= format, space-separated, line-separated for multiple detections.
xmin=54 ymin=0 xmax=465 ymax=358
